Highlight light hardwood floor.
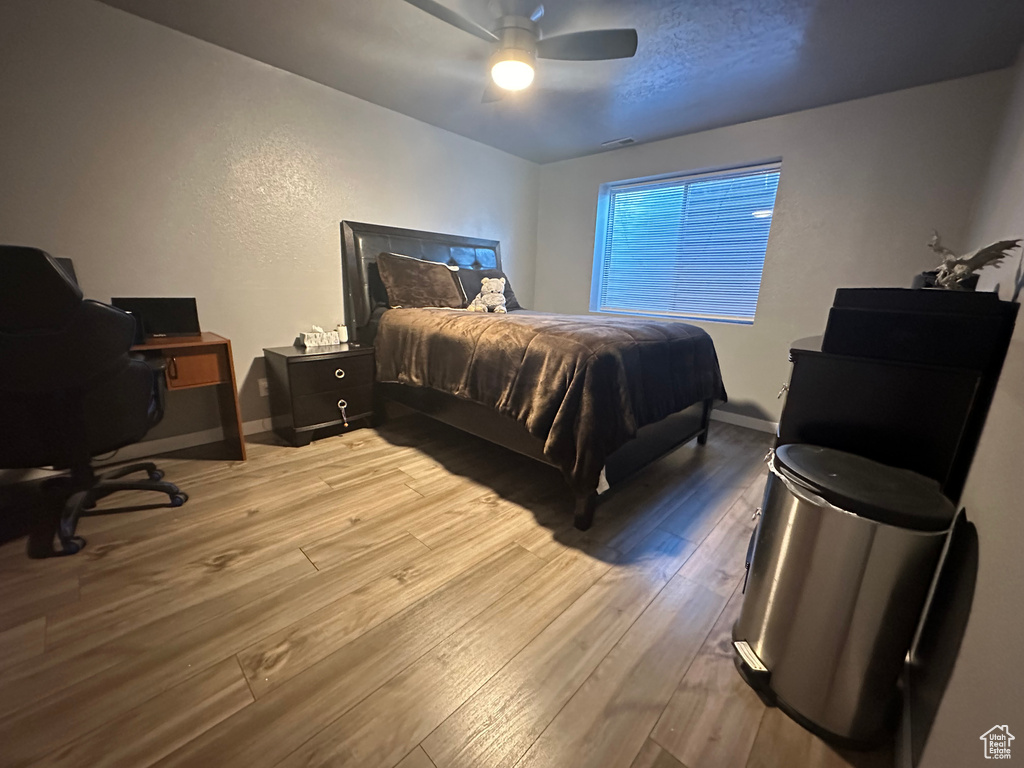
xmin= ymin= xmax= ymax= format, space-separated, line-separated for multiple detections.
xmin=0 ymin=416 xmax=893 ymax=768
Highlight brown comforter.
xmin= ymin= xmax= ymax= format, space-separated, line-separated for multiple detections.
xmin=375 ymin=309 xmax=727 ymax=495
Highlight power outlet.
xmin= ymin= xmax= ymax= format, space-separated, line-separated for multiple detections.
xmin=258 ymin=378 xmax=269 ymax=398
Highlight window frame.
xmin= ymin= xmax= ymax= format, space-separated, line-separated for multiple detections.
xmin=589 ymin=160 xmax=781 ymax=325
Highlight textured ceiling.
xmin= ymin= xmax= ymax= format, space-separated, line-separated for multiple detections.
xmin=96 ymin=0 xmax=1024 ymax=164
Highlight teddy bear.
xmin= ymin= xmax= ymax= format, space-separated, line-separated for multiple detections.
xmin=467 ymin=276 xmax=508 ymax=313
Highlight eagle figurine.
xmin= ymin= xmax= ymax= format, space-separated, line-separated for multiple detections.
xmin=927 ymin=231 xmax=1022 ymax=290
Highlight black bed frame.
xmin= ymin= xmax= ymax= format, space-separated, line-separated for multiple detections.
xmin=340 ymin=220 xmax=712 ymax=530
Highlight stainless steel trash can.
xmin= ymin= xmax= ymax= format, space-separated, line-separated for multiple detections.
xmin=733 ymin=444 xmax=955 ymax=745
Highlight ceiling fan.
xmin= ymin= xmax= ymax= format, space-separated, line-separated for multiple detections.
xmin=402 ymin=0 xmax=639 ymax=101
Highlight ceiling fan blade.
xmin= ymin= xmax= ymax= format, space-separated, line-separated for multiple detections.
xmin=403 ymin=0 xmax=499 ymax=43
xmin=536 ymin=29 xmax=638 ymax=60
xmin=482 ymin=80 xmax=505 ymax=103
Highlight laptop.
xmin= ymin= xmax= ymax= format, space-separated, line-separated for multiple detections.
xmin=111 ymin=297 xmax=202 ymax=342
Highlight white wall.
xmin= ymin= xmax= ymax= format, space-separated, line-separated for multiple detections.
xmin=918 ymin=52 xmax=1024 ymax=768
xmin=0 ymin=0 xmax=539 ymax=431
xmin=535 ymin=72 xmax=1012 ymax=422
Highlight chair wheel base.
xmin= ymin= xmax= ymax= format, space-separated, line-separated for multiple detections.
xmin=41 ymin=470 xmax=187 ymax=557
xmin=58 ymin=536 xmax=86 ymax=555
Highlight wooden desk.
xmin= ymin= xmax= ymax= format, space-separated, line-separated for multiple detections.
xmin=132 ymin=332 xmax=247 ymax=460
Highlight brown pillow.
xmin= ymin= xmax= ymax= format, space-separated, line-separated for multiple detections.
xmin=458 ymin=268 xmax=522 ymax=311
xmin=376 ymin=252 xmax=467 ymax=309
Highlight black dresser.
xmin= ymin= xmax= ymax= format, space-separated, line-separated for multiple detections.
xmin=263 ymin=344 xmax=375 ymax=446
xmin=777 ymin=289 xmax=1018 ymax=502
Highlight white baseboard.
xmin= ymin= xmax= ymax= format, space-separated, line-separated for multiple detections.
xmin=96 ymin=418 xmax=273 ymax=465
xmin=0 ymin=467 xmax=62 ymax=485
xmin=1 ymin=419 xmax=275 ymax=481
xmin=49 ymin=408 xmax=772 ymax=468
xmin=711 ymin=408 xmax=778 ymax=434
xmin=242 ymin=418 xmax=274 ymax=437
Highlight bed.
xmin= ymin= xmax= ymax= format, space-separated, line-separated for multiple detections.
xmin=340 ymin=220 xmax=727 ymax=529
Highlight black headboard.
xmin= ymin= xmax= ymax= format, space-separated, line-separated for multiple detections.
xmin=340 ymin=221 xmax=502 ymax=344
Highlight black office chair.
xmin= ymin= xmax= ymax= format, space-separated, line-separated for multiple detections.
xmin=0 ymin=246 xmax=187 ymax=557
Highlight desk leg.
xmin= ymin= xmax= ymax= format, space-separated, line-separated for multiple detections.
xmin=220 ymin=340 xmax=247 ymax=461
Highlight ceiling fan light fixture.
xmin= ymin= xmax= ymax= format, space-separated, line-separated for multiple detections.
xmin=490 ymin=47 xmax=535 ymax=91
xmin=402 ymin=2 xmax=639 ymax=101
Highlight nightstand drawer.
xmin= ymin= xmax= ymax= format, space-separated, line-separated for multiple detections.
xmin=293 ymin=385 xmax=373 ymax=428
xmin=289 ymin=354 xmax=374 ymax=396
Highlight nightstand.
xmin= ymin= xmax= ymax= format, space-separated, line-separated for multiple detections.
xmin=263 ymin=343 xmax=375 ymax=446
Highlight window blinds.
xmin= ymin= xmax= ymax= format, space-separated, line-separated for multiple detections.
xmin=591 ymin=163 xmax=780 ymax=324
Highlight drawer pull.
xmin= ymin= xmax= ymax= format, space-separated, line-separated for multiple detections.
xmin=338 ymin=399 xmax=348 ymax=427
xmin=777 ymin=382 xmax=789 ymax=399
xmin=335 ymin=368 xmax=345 ymax=379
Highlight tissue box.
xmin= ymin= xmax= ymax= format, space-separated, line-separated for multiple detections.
xmin=300 ymin=330 xmax=341 ymax=348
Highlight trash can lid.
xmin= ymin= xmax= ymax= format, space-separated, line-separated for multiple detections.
xmin=775 ymin=444 xmax=955 ymax=532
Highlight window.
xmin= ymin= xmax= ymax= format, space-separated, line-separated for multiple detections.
xmin=590 ymin=162 xmax=780 ymax=324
